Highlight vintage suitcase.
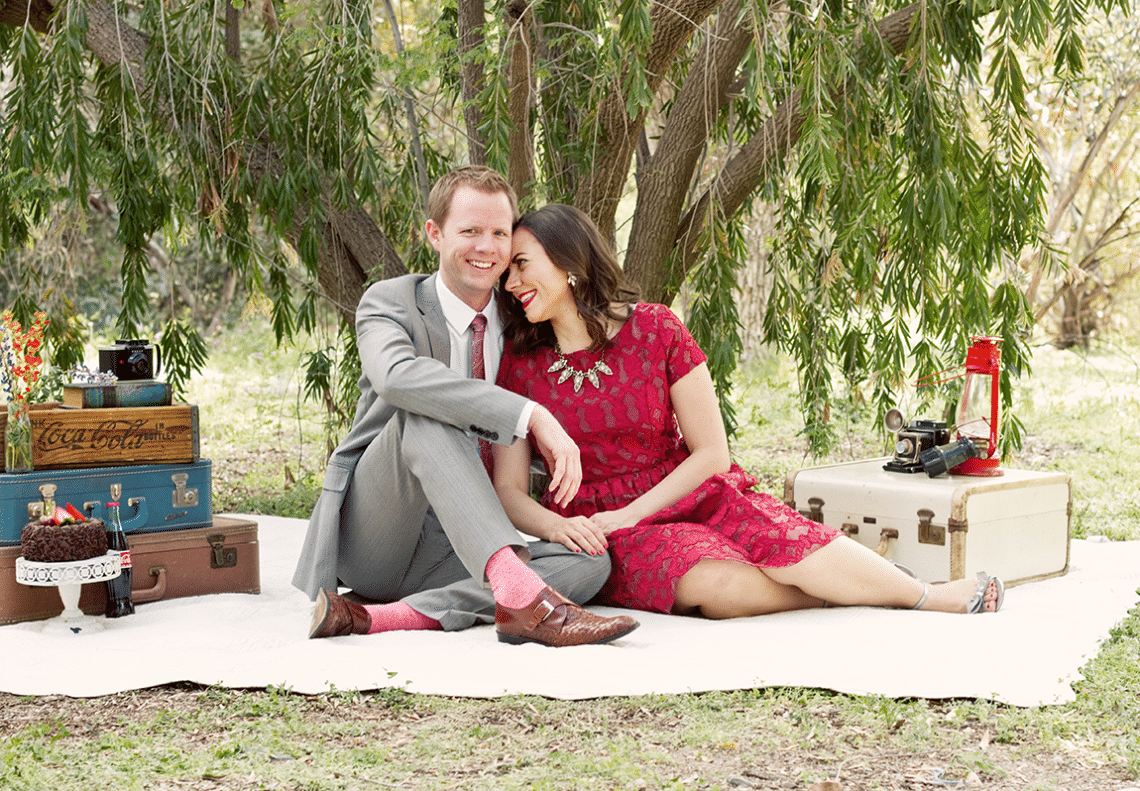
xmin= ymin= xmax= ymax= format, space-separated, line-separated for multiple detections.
xmin=1 ymin=515 xmax=260 ymax=625
xmin=0 ymin=460 xmax=213 ymax=546
xmin=783 ymin=458 xmax=1071 ymax=587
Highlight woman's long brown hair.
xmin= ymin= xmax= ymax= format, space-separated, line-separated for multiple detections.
xmin=500 ymin=204 xmax=640 ymax=354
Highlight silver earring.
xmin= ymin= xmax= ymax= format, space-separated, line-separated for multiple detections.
xmin=567 ymin=273 xmax=578 ymax=288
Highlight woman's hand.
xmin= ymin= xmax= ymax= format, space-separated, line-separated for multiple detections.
xmin=589 ymin=507 xmax=641 ymax=534
xmin=527 ymin=405 xmax=582 ymax=508
xmin=546 ymin=516 xmax=609 ymax=556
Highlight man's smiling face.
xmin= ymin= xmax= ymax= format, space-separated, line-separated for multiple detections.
xmin=426 ymin=185 xmax=515 ymax=311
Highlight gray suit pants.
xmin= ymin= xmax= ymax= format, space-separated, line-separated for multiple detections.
xmin=337 ymin=411 xmax=611 ymax=630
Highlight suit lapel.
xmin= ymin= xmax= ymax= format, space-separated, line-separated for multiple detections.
xmin=417 ymin=273 xmax=451 ymax=365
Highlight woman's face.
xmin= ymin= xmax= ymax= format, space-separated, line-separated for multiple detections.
xmin=505 ymin=228 xmax=576 ymax=325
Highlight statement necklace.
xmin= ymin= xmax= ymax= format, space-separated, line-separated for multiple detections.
xmin=549 ymin=344 xmax=613 ymax=392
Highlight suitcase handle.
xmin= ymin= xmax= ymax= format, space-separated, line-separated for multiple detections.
xmin=874 ymin=528 xmax=899 ymax=557
xmin=133 ymin=565 xmax=168 ymax=604
xmin=119 ymin=497 xmax=149 ymax=532
xmin=83 ymin=497 xmax=151 ymax=532
xmin=81 ymin=497 xmax=149 ymax=532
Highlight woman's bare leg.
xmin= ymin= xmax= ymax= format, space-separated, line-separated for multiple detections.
xmin=761 ymin=536 xmax=1000 ymax=613
xmin=673 ymin=558 xmax=822 ymax=619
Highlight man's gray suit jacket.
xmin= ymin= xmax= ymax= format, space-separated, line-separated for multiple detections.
xmin=291 ymin=273 xmax=531 ymax=600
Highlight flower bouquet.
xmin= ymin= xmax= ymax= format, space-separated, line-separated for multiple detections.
xmin=2 ymin=310 xmax=50 ymax=473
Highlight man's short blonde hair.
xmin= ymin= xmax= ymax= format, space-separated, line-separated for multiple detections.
xmin=427 ymin=166 xmax=520 ymax=228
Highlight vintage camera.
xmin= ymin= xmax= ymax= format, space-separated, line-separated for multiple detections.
xmin=883 ymin=408 xmax=984 ymax=476
xmin=882 ymin=409 xmax=951 ymax=474
xmin=99 ymin=339 xmax=161 ymax=380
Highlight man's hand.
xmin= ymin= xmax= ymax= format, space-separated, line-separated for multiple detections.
xmin=527 ymin=405 xmax=581 ymax=508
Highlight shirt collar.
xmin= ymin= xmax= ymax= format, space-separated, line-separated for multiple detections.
xmin=435 ymin=276 xmax=496 ymax=335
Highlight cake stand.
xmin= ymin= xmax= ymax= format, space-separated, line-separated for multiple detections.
xmin=15 ymin=552 xmax=121 ymax=635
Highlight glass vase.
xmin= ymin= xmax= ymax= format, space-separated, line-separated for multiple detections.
xmin=5 ymin=399 xmax=33 ymax=474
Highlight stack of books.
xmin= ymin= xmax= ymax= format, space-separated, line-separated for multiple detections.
xmin=61 ymin=379 xmax=172 ymax=409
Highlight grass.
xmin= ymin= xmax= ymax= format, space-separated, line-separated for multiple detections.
xmin=4 ymin=325 xmax=1138 ymax=789
xmin=191 ymin=324 xmax=333 ymax=518
xmin=1014 ymin=340 xmax=1140 ymax=541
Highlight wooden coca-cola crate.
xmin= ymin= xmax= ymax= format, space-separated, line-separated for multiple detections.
xmin=0 ymin=402 xmax=199 ymax=470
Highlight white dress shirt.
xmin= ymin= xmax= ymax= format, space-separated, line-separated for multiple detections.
xmin=435 ymin=277 xmax=534 ymax=438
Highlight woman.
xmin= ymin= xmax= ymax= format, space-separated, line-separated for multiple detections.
xmin=493 ymin=204 xmax=1003 ymax=618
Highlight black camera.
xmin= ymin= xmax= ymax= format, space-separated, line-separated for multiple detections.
xmin=883 ymin=408 xmax=985 ymax=477
xmin=882 ymin=409 xmax=950 ymax=474
xmin=99 ymin=339 xmax=161 ymax=381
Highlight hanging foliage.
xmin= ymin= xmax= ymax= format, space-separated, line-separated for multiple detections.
xmin=1 ymin=0 xmax=1132 ymax=451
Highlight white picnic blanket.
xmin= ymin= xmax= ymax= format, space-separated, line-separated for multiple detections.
xmin=2 ymin=514 xmax=1137 ymax=706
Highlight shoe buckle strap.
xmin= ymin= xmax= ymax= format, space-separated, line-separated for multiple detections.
xmin=528 ymin=598 xmax=557 ymax=629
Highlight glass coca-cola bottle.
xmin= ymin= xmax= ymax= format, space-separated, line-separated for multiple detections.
xmin=104 ymin=501 xmax=135 ymax=618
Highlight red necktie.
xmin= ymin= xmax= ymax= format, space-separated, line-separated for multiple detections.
xmin=470 ymin=314 xmax=493 ymax=474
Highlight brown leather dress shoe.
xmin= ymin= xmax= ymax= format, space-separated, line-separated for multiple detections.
xmin=309 ymin=589 xmax=371 ymax=639
xmin=495 ymin=587 xmax=639 ymax=647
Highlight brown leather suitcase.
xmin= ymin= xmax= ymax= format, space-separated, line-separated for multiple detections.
xmin=1 ymin=515 xmax=259 ymax=625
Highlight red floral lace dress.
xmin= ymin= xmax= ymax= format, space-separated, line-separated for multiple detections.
xmin=498 ymin=303 xmax=842 ymax=613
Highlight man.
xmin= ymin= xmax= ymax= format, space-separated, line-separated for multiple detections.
xmin=293 ymin=166 xmax=638 ymax=646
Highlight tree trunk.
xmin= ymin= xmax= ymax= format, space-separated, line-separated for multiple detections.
xmin=0 ymin=0 xmax=51 ymax=32
xmin=458 ymin=0 xmax=488 ymax=166
xmin=505 ymin=0 xmax=535 ymax=205
xmin=574 ymin=0 xmax=725 ymax=243
xmin=624 ymin=0 xmax=753 ymax=302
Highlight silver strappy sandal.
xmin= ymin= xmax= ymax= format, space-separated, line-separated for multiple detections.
xmin=911 ymin=571 xmax=1004 ymax=613
xmin=966 ymin=571 xmax=1004 ymax=614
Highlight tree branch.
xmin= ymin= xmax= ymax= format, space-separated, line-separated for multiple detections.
xmin=1023 ymin=79 xmax=1140 ymax=307
xmin=624 ymin=0 xmax=753 ymax=301
xmin=573 ymin=0 xmax=725 ymax=242
xmin=665 ymin=3 xmax=920 ymax=300
xmin=382 ymin=0 xmax=431 ymax=214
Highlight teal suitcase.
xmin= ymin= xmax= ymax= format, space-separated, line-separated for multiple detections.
xmin=0 ymin=460 xmax=212 ymax=546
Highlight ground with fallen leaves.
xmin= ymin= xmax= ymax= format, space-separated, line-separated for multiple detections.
xmin=1 ymin=684 xmax=1138 ymax=790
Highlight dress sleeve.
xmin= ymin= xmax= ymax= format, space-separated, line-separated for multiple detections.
xmin=644 ymin=304 xmax=707 ymax=386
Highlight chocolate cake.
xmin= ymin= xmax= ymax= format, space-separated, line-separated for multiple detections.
xmin=21 ymin=518 xmax=108 ymax=563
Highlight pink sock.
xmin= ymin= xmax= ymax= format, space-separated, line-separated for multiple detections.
xmin=485 ymin=546 xmax=549 ymax=609
xmin=364 ymin=602 xmax=441 ymax=634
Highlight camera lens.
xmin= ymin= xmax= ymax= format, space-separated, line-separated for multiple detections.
xmin=919 ymin=438 xmax=982 ymax=477
xmin=127 ymin=349 xmax=150 ymax=377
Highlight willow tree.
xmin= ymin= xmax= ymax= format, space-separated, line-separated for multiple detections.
xmin=1 ymin=0 xmax=1128 ymax=451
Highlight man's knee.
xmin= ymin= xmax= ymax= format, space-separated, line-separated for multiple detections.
xmin=579 ymin=551 xmax=612 ymax=592
xmin=522 ymin=541 xmax=613 ymax=603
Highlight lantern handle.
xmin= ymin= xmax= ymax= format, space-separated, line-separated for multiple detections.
xmin=914 ymin=365 xmax=965 ymax=388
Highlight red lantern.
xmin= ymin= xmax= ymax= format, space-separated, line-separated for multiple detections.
xmin=953 ymin=337 xmax=1003 ymax=477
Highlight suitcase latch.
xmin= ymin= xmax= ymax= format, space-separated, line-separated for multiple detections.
xmin=805 ymin=497 xmax=824 ymax=523
xmin=27 ymin=484 xmax=59 ymax=520
xmin=171 ymin=473 xmax=199 ymax=508
xmin=208 ymin=534 xmax=237 ymax=569
xmin=917 ymin=508 xmax=945 ymax=545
